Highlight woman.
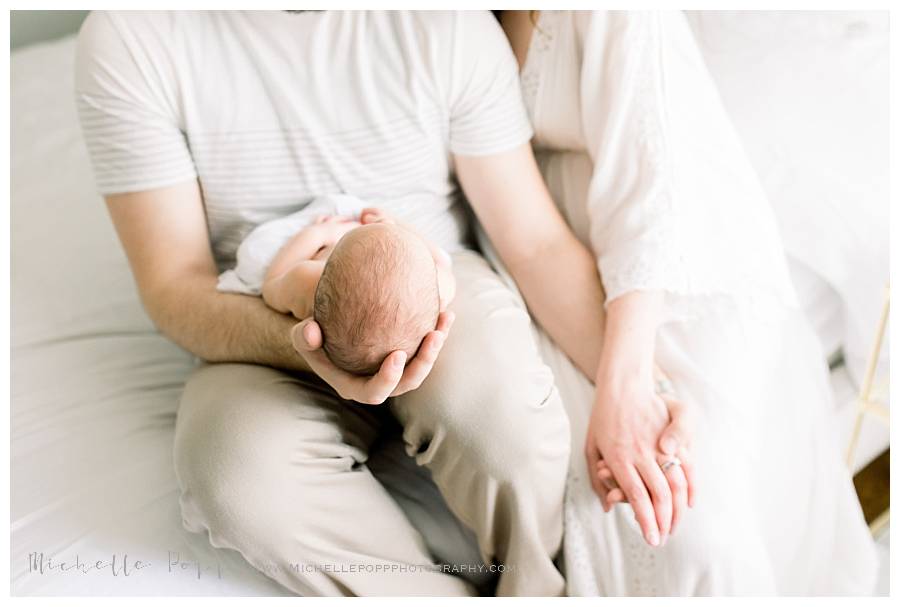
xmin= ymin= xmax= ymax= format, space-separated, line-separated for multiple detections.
xmin=493 ymin=10 xmax=877 ymax=595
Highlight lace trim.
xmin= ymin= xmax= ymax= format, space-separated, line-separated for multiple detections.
xmin=519 ymin=11 xmax=556 ymax=121
xmin=595 ymin=14 xmax=798 ymax=321
xmin=564 ymin=467 xmax=663 ymax=596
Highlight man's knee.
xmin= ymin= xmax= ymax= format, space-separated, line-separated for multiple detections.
xmin=397 ymin=349 xmax=570 ymax=484
xmin=395 ymin=250 xmax=571 ymax=481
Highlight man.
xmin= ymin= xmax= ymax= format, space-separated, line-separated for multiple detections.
xmin=75 ymin=10 xmax=606 ymax=596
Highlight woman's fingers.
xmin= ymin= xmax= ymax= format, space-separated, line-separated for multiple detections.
xmin=659 ymin=454 xmax=689 ymax=535
xmin=610 ymin=461 xmax=660 ymax=546
xmin=635 ymin=458 xmax=673 ymax=545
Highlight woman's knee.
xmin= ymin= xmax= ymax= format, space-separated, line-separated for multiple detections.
xmin=661 ymin=509 xmax=776 ymax=595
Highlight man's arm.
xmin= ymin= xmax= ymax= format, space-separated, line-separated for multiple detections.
xmin=454 ymin=143 xmax=606 ymax=377
xmin=106 ymin=179 xmax=453 ymax=404
xmin=105 ymin=179 xmax=311 ymax=372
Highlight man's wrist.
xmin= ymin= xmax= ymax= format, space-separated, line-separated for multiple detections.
xmin=267 ymin=313 xmax=311 ymax=374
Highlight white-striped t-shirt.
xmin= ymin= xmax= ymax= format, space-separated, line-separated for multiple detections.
xmin=74 ymin=10 xmax=533 ymax=268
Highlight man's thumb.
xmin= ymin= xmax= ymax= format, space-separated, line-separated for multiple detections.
xmin=658 ymin=400 xmax=689 ymax=455
xmin=291 ymin=319 xmax=322 ymax=352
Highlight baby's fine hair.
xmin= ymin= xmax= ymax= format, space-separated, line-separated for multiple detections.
xmin=313 ymin=225 xmax=440 ymax=376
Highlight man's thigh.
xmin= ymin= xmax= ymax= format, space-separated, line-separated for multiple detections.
xmin=173 ymin=363 xmax=475 ymax=596
xmin=174 ymin=363 xmax=382 ymax=482
xmin=392 ymin=248 xmax=568 ymax=471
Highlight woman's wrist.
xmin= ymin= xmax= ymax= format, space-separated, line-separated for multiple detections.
xmin=596 ymin=351 xmax=654 ymax=393
xmin=594 ymin=290 xmax=663 ymax=393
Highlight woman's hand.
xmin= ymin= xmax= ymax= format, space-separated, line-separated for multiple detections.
xmin=585 ymin=290 xmax=696 ymax=547
xmin=593 ymin=370 xmax=697 ymax=536
xmin=290 ymin=311 xmax=455 ymax=404
xmin=586 ymin=367 xmax=675 ymax=546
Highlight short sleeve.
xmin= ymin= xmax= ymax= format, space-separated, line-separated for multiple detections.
xmin=447 ymin=11 xmax=533 ymax=156
xmin=74 ymin=11 xmax=197 ymax=195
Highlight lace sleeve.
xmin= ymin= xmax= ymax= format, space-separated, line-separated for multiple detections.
xmin=578 ymin=12 xmax=797 ymax=321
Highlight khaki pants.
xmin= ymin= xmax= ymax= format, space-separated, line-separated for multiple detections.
xmin=172 ymin=250 xmax=571 ymax=596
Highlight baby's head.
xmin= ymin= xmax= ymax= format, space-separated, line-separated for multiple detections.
xmin=313 ymin=222 xmax=441 ymax=376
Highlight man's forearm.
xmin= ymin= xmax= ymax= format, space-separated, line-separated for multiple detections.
xmin=507 ymin=234 xmax=606 ymax=378
xmin=144 ymin=272 xmax=310 ymax=373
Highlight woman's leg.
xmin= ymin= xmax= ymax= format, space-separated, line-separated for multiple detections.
xmin=536 ymin=311 xmax=780 ymax=596
xmin=173 ymin=362 xmax=475 ymax=596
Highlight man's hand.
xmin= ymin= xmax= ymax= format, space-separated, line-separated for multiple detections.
xmin=291 ymin=310 xmax=455 ymax=404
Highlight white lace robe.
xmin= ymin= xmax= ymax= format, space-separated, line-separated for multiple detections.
xmin=481 ymin=10 xmax=877 ymax=596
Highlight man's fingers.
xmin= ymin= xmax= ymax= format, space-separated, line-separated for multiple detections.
xmin=658 ymin=395 xmax=691 ymax=455
xmin=613 ymin=463 xmax=660 ymax=547
xmin=390 ymin=310 xmax=455 ymax=396
xmin=298 ymin=347 xmax=367 ymax=401
xmin=435 ymin=309 xmax=455 ymax=335
xmin=679 ymin=447 xmax=698 ymax=508
xmin=362 ymin=350 xmax=406 ymax=403
xmin=635 ymin=458 xmax=673 ymax=545
xmin=595 ymin=460 xmax=628 ymax=506
xmin=584 ymin=442 xmax=611 ymax=510
xmin=596 ymin=462 xmax=619 ymax=491
xmin=391 ymin=331 xmax=445 ymax=396
xmin=291 ymin=319 xmax=405 ymax=405
xmin=606 ymin=488 xmax=626 ymax=505
xmin=291 ymin=318 xmax=323 ymax=351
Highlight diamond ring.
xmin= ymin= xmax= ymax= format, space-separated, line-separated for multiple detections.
xmin=660 ymin=457 xmax=682 ymax=473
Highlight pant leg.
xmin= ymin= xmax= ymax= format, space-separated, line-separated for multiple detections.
xmin=391 ymin=250 xmax=571 ymax=596
xmin=173 ymin=362 xmax=474 ymax=597
xmin=366 ymin=425 xmax=496 ymax=592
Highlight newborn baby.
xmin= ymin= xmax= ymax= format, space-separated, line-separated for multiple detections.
xmin=217 ymin=195 xmax=455 ymax=376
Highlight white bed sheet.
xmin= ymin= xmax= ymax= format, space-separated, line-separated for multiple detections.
xmin=11 ymin=36 xmax=292 ymax=596
xmin=11 ymin=34 xmax=487 ymax=596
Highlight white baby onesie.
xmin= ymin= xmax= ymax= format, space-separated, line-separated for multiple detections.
xmin=217 ymin=194 xmax=366 ymax=295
